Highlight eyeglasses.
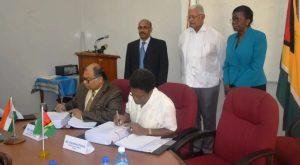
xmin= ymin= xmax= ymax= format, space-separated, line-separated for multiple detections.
xmin=83 ymin=77 xmax=98 ymax=84
xmin=187 ymin=14 xmax=201 ymax=20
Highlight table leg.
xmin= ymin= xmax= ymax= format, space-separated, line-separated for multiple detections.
xmin=39 ymin=90 xmax=44 ymax=103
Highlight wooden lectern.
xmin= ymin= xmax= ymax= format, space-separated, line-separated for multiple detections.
xmin=76 ymin=51 xmax=120 ymax=82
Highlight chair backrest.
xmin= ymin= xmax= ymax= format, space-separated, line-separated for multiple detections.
xmin=111 ymin=79 xmax=130 ymax=113
xmin=158 ymin=82 xmax=197 ymax=133
xmin=214 ymin=87 xmax=279 ymax=163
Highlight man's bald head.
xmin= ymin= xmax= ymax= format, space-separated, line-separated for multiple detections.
xmin=83 ymin=63 xmax=107 ymax=90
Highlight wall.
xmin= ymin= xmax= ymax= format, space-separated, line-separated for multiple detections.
xmin=0 ymin=0 xmax=181 ymax=114
xmin=181 ymin=0 xmax=289 ymax=82
xmin=0 ymin=0 xmax=82 ymax=113
xmin=0 ymin=0 xmax=290 ymax=126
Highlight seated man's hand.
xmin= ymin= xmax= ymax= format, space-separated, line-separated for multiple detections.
xmin=113 ymin=114 xmax=127 ymax=126
xmin=126 ymin=122 xmax=147 ymax=136
xmin=55 ymin=103 xmax=66 ymax=112
xmin=69 ymin=108 xmax=82 ymax=119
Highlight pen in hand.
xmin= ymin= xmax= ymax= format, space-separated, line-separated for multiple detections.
xmin=116 ymin=110 xmax=121 ymax=126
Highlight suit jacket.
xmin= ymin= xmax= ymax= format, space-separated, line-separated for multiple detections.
xmin=223 ymin=27 xmax=267 ymax=87
xmin=65 ymin=81 xmax=122 ymax=124
xmin=124 ymin=37 xmax=169 ymax=86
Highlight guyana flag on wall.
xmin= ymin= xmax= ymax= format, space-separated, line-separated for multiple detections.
xmin=33 ymin=110 xmax=56 ymax=137
xmin=276 ymin=0 xmax=300 ymax=136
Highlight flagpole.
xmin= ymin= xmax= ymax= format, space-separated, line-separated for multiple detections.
xmin=11 ymin=97 xmax=16 ymax=138
xmin=39 ymin=103 xmax=48 ymax=158
xmin=41 ymin=103 xmax=45 ymax=151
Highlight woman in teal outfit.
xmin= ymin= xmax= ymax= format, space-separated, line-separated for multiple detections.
xmin=223 ymin=5 xmax=267 ymax=94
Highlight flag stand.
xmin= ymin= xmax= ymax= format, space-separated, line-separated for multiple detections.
xmin=39 ymin=150 xmax=49 ymax=159
xmin=3 ymin=135 xmax=25 ymax=145
xmin=3 ymin=98 xmax=25 ymax=145
xmin=38 ymin=103 xmax=49 ymax=159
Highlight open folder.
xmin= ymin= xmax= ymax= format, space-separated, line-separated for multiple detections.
xmin=84 ymin=122 xmax=175 ymax=154
xmin=47 ymin=112 xmax=96 ymax=129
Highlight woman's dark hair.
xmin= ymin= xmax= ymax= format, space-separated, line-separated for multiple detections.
xmin=233 ymin=5 xmax=253 ymax=26
xmin=129 ymin=69 xmax=155 ymax=93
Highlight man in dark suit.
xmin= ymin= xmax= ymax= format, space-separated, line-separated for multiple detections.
xmin=124 ymin=19 xmax=169 ymax=86
xmin=55 ymin=63 xmax=122 ymax=124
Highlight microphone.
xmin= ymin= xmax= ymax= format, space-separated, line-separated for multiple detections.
xmin=98 ymin=44 xmax=108 ymax=54
xmin=96 ymin=35 xmax=109 ymax=42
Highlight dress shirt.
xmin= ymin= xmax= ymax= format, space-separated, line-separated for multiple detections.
xmin=126 ymin=88 xmax=177 ymax=131
xmin=178 ymin=24 xmax=226 ymax=88
xmin=139 ymin=37 xmax=150 ymax=52
xmin=84 ymin=88 xmax=100 ymax=109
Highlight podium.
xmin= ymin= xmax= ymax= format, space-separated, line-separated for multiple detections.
xmin=75 ymin=52 xmax=120 ymax=82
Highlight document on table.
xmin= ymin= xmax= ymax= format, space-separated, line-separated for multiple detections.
xmin=84 ymin=121 xmax=172 ymax=153
xmin=85 ymin=121 xmax=130 ymax=145
xmin=67 ymin=117 xmax=97 ymax=129
xmin=115 ymin=134 xmax=171 ymax=153
xmin=47 ymin=112 xmax=71 ymax=129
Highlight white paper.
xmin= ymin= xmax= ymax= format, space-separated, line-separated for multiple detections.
xmin=67 ymin=117 xmax=97 ymax=129
xmin=23 ymin=123 xmax=48 ymax=141
xmin=115 ymin=134 xmax=162 ymax=152
xmin=85 ymin=121 xmax=129 ymax=145
xmin=63 ymin=135 xmax=94 ymax=154
xmin=47 ymin=112 xmax=71 ymax=129
xmin=137 ymin=138 xmax=172 ymax=153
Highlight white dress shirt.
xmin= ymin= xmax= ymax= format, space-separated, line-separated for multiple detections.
xmin=178 ymin=24 xmax=226 ymax=88
xmin=139 ymin=37 xmax=151 ymax=52
xmin=126 ymin=88 xmax=177 ymax=131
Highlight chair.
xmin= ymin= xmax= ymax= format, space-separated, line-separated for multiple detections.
xmin=111 ymin=79 xmax=130 ymax=113
xmin=158 ymin=82 xmax=198 ymax=158
xmin=172 ymin=87 xmax=279 ymax=165
xmin=0 ymin=152 xmax=12 ymax=165
xmin=274 ymin=119 xmax=300 ymax=164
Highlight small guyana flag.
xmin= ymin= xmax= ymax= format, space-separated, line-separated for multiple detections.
xmin=0 ymin=97 xmax=18 ymax=133
xmin=33 ymin=110 xmax=56 ymax=137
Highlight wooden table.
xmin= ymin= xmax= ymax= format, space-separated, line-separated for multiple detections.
xmin=0 ymin=121 xmax=184 ymax=165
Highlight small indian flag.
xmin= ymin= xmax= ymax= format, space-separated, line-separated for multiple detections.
xmin=0 ymin=97 xmax=18 ymax=133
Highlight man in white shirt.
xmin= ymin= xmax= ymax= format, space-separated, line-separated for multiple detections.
xmin=178 ymin=4 xmax=226 ymax=153
xmin=114 ymin=69 xmax=177 ymax=137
